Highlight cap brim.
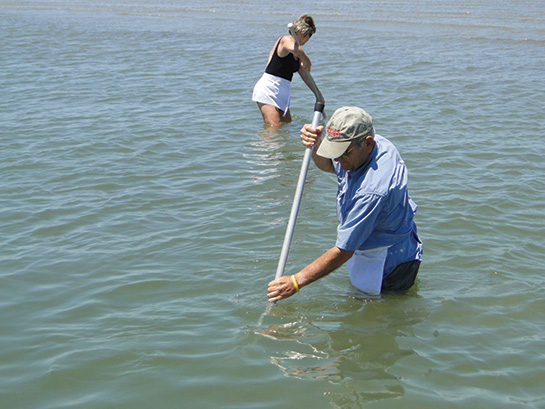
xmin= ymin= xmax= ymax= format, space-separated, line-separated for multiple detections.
xmin=316 ymin=139 xmax=351 ymax=159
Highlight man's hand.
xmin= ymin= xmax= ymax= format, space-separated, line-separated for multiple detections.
xmin=300 ymin=124 xmax=334 ymax=173
xmin=267 ymin=275 xmax=298 ymax=303
xmin=300 ymin=123 xmax=323 ymax=147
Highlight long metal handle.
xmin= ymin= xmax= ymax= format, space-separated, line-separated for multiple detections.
xmin=274 ymin=102 xmax=325 ymax=279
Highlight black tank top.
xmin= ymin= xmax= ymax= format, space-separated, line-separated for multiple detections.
xmin=265 ymin=38 xmax=300 ymax=81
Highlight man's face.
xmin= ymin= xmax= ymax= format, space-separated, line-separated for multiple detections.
xmin=334 ymin=136 xmax=374 ymax=172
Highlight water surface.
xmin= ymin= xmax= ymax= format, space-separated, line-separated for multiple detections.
xmin=1 ymin=0 xmax=544 ymax=408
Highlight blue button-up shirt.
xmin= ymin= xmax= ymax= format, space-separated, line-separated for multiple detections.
xmin=334 ymin=134 xmax=423 ymax=275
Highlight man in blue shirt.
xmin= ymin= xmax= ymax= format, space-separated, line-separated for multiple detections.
xmin=267 ymin=106 xmax=422 ymax=302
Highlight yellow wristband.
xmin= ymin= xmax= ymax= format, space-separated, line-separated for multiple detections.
xmin=291 ymin=275 xmax=300 ymax=293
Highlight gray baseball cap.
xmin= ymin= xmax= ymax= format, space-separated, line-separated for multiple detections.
xmin=316 ymin=106 xmax=374 ymax=159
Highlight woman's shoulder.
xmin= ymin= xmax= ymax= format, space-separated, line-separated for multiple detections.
xmin=278 ymin=34 xmax=292 ymax=43
xmin=277 ymin=35 xmax=295 ymax=56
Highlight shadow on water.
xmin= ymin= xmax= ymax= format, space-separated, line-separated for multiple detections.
xmin=252 ymin=290 xmax=429 ymax=407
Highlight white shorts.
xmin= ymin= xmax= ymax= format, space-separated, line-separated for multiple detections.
xmin=252 ymin=73 xmax=291 ymax=116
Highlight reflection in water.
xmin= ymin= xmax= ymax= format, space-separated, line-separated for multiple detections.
xmin=245 ymin=127 xmax=297 ymax=176
xmin=256 ymin=294 xmax=428 ymax=407
xmin=259 ymin=319 xmax=341 ymax=382
xmin=243 ymin=127 xmax=296 ymax=195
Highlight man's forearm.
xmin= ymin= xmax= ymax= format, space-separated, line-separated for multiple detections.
xmin=294 ymin=246 xmax=354 ymax=288
xmin=312 ymin=145 xmax=334 ymax=173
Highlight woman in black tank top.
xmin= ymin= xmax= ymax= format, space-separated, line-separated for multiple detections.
xmin=265 ymin=40 xmax=301 ymax=81
xmin=252 ymin=15 xmax=325 ymax=127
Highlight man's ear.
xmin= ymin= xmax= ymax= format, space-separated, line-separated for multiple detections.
xmin=364 ymin=134 xmax=375 ymax=152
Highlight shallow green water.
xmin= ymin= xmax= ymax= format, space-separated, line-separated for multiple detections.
xmin=1 ymin=1 xmax=544 ymax=408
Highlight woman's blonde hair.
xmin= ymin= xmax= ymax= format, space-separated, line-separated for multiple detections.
xmin=291 ymin=15 xmax=316 ymax=38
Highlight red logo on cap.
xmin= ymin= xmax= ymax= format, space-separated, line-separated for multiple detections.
xmin=327 ymin=127 xmax=341 ymax=138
